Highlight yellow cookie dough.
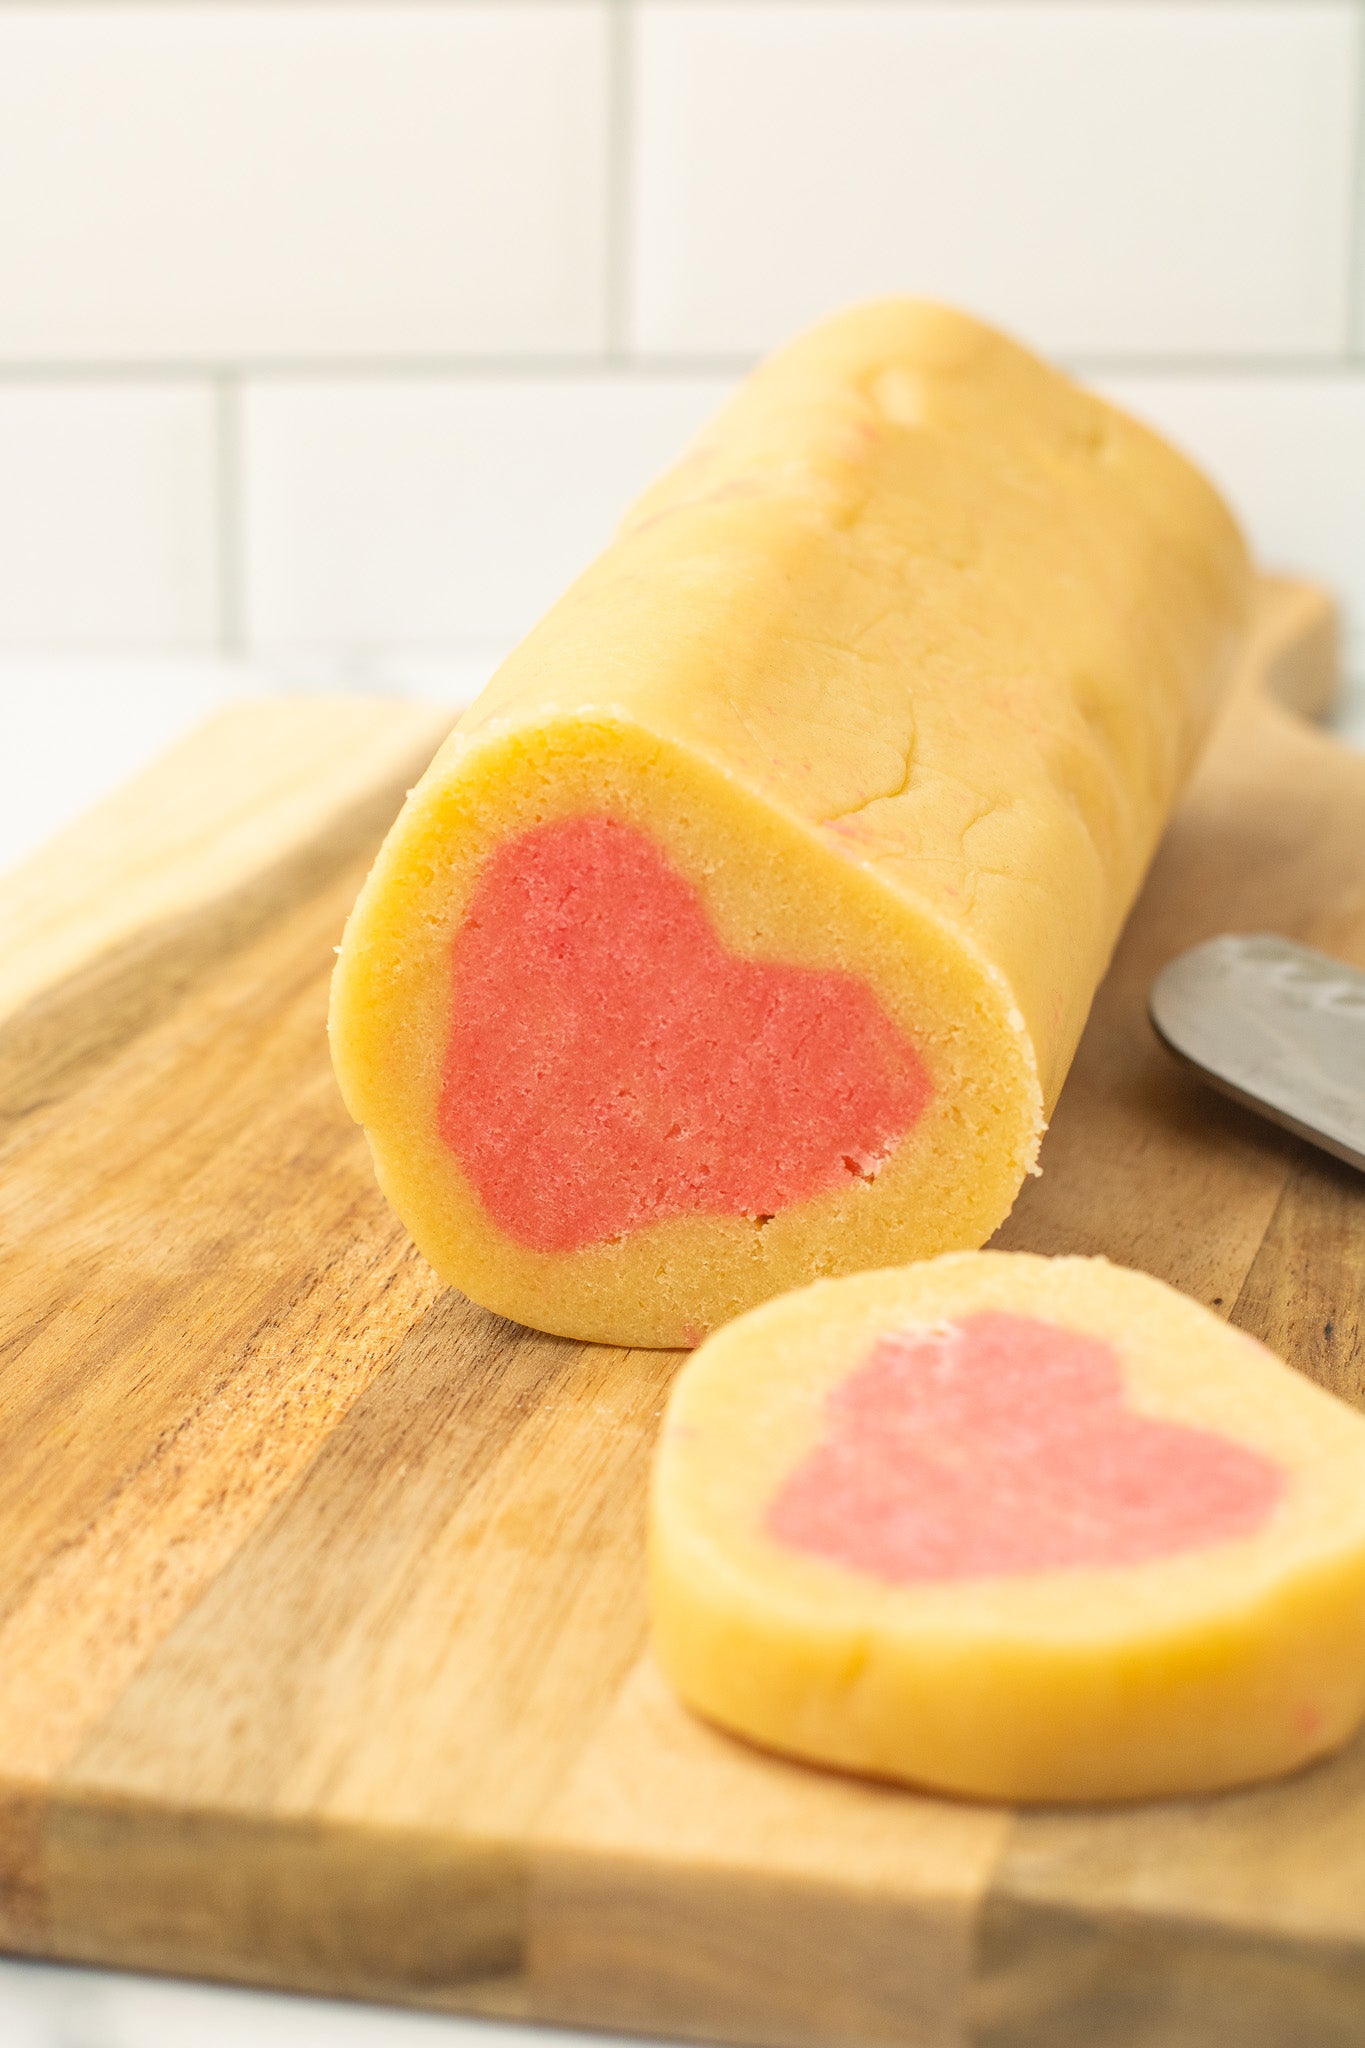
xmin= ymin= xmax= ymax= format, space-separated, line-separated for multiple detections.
xmin=330 ymin=301 xmax=1250 ymax=1348
xmin=650 ymin=1252 xmax=1365 ymax=1804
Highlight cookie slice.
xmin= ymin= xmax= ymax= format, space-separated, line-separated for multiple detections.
xmin=650 ymin=1252 xmax=1365 ymax=1802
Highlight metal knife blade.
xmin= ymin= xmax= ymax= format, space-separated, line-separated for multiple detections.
xmin=1149 ymin=933 xmax=1365 ymax=1173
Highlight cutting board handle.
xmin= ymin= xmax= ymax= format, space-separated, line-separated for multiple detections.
xmin=1244 ymin=574 xmax=1338 ymax=723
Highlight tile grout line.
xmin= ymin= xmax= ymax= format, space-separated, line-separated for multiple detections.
xmin=604 ymin=0 xmax=634 ymax=365
xmin=0 ymin=0 xmax=1341 ymax=8
xmin=0 ymin=353 xmax=1363 ymax=383
xmin=214 ymin=375 xmax=245 ymax=657
xmin=1345 ymin=0 xmax=1365 ymax=357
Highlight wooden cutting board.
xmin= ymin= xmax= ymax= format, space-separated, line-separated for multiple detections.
xmin=1 ymin=577 xmax=1363 ymax=2048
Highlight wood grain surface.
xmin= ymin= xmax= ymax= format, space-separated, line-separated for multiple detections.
xmin=1 ymin=580 xmax=1362 ymax=2048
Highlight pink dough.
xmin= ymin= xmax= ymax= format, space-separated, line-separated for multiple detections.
xmin=439 ymin=814 xmax=931 ymax=1253
xmin=766 ymin=1312 xmax=1282 ymax=1580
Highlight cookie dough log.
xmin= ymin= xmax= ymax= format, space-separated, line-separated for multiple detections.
xmin=651 ymin=1252 xmax=1365 ymax=1803
xmin=329 ymin=301 xmax=1250 ymax=1349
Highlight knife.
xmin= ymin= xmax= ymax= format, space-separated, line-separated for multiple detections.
xmin=1150 ymin=933 xmax=1365 ymax=1173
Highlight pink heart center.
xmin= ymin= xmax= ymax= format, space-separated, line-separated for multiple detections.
xmin=439 ymin=814 xmax=931 ymax=1253
xmin=766 ymin=1312 xmax=1282 ymax=1581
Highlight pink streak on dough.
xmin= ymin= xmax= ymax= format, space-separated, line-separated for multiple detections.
xmin=439 ymin=814 xmax=932 ymax=1254
xmin=767 ymin=1313 xmax=1282 ymax=1581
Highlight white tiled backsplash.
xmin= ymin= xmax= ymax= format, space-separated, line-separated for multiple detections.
xmin=1 ymin=0 xmax=1362 ymax=690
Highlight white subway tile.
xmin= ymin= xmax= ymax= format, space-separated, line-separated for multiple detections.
xmin=0 ymin=4 xmax=608 ymax=363
xmin=630 ymin=1 xmax=1358 ymax=359
xmin=1094 ymin=372 xmax=1365 ymax=683
xmin=1353 ymin=51 xmax=1365 ymax=362
xmin=0 ymin=383 xmax=218 ymax=646
xmin=242 ymin=376 xmax=735 ymax=651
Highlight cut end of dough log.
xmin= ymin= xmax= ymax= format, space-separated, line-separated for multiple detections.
xmin=331 ymin=713 xmax=1042 ymax=1346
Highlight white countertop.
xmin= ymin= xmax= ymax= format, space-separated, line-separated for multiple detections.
xmin=0 ymin=1955 xmax=623 ymax=2048
xmin=0 ymin=653 xmax=503 ymax=879
xmin=1 ymin=654 xmax=1363 ymax=2045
